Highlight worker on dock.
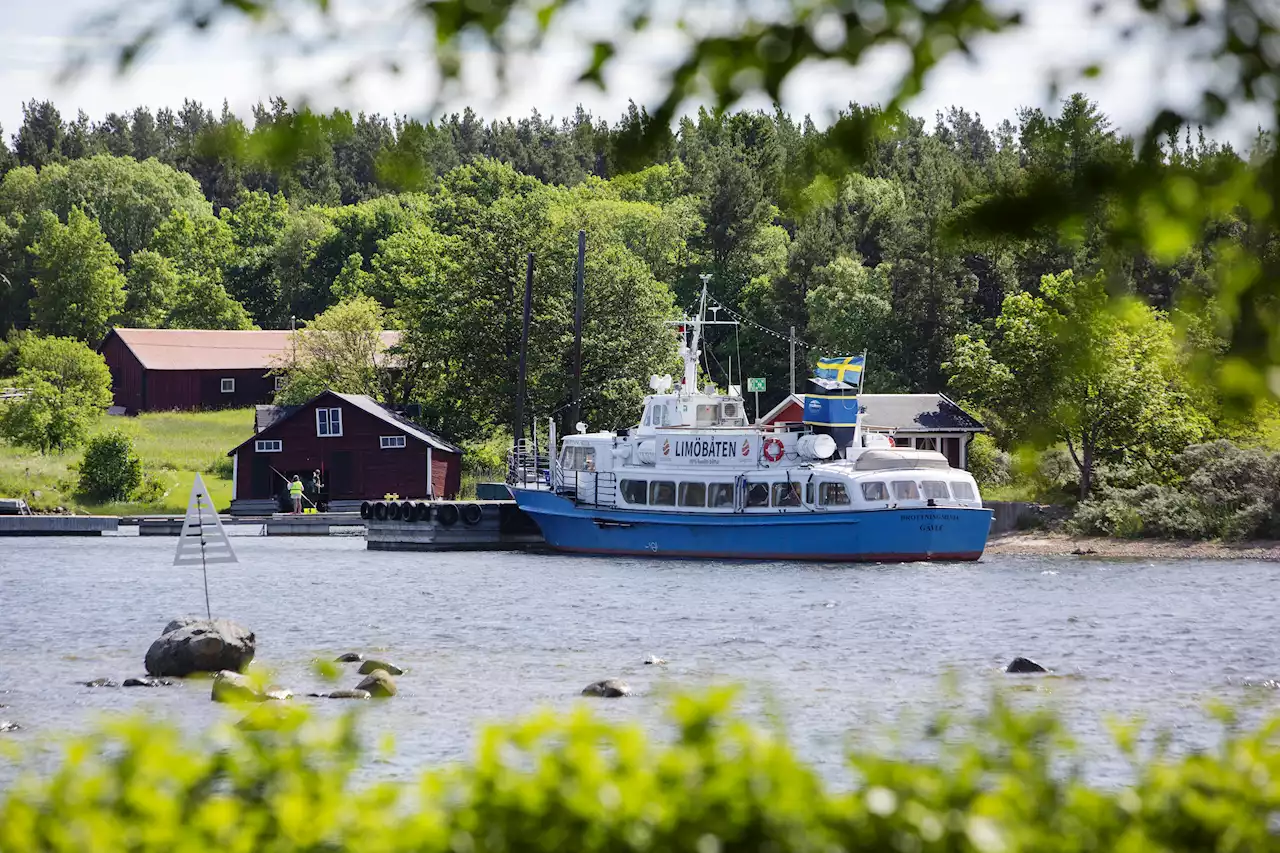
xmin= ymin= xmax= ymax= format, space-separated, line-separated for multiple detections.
xmin=289 ymin=475 xmax=304 ymax=514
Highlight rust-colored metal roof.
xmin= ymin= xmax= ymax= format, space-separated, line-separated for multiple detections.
xmin=107 ymin=328 xmax=401 ymax=371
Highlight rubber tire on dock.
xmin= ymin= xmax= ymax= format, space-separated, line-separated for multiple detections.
xmin=400 ymin=501 xmax=414 ymax=522
xmin=436 ymin=503 xmax=460 ymax=527
xmin=360 ymin=501 xmax=372 ymax=520
xmin=373 ymin=501 xmax=388 ymax=521
xmin=413 ymin=502 xmax=431 ymax=522
xmin=461 ymin=503 xmax=483 ymax=526
xmin=388 ymin=502 xmax=402 ymax=521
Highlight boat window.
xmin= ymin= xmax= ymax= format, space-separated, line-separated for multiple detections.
xmin=649 ymin=481 xmax=676 ymax=506
xmin=580 ymin=447 xmax=596 ymax=472
xmin=620 ymin=479 xmax=648 ymax=504
xmin=861 ymin=482 xmax=889 ymax=501
xmin=679 ymin=482 xmax=707 ymax=507
xmin=772 ymin=482 xmax=802 ymax=507
xmin=696 ymin=403 xmax=717 ymax=425
xmin=707 ymin=483 xmax=735 ymax=508
xmin=560 ymin=446 xmax=575 ymax=469
xmin=892 ymin=480 xmax=920 ymax=500
xmin=819 ymin=482 xmax=852 ymax=506
xmin=642 ymin=406 xmax=652 ymax=427
xmin=805 ymin=482 xmax=814 ymax=504
xmin=921 ymin=480 xmax=950 ymax=500
xmin=952 ymin=481 xmax=976 ymax=500
xmin=746 ymin=482 xmax=770 ymax=508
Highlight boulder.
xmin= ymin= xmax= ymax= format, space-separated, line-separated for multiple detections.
xmin=0 ymin=721 xmax=19 ymax=733
xmin=1005 ymin=657 xmax=1048 ymax=674
xmin=582 ymin=679 xmax=631 ymax=698
xmin=357 ymin=659 xmax=404 ymax=676
xmin=211 ymin=670 xmax=265 ymax=703
xmin=123 ymin=677 xmax=175 ymax=688
xmin=334 ymin=652 xmax=364 ymax=663
xmin=264 ymin=689 xmax=293 ymax=701
xmin=145 ymin=618 xmax=255 ymax=677
xmin=355 ymin=670 xmax=397 ymax=697
xmin=79 ymin=678 xmax=119 ymax=688
xmin=310 ymin=689 xmax=372 ymax=700
xmin=643 ymin=655 xmax=667 ymax=666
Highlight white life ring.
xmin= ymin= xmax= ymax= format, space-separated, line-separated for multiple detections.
xmin=762 ymin=437 xmax=785 ymax=463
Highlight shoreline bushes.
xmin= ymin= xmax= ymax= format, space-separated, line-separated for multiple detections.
xmin=3 ymin=691 xmax=1280 ymax=852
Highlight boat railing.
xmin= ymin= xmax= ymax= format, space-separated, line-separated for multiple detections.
xmin=506 ymin=440 xmax=551 ymax=489
xmin=553 ymin=469 xmax=618 ymax=509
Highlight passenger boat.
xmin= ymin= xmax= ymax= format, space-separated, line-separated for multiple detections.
xmin=508 ymin=287 xmax=993 ymax=562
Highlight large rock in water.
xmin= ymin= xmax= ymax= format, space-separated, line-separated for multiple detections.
xmin=145 ymin=618 xmax=255 ymax=677
xmin=355 ymin=670 xmax=397 ymax=697
xmin=211 ymin=670 xmax=264 ymax=703
xmin=582 ymin=679 xmax=631 ymax=698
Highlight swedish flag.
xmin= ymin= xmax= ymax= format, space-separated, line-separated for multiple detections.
xmin=814 ymin=355 xmax=865 ymax=385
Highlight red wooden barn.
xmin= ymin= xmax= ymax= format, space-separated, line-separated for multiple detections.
xmin=100 ymin=328 xmax=399 ymax=413
xmin=226 ymin=390 xmax=462 ymax=513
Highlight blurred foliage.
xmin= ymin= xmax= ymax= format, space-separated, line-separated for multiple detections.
xmin=5 ymin=690 xmax=1280 ymax=852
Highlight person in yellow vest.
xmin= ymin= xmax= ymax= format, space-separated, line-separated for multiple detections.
xmin=288 ymin=475 xmax=304 ymax=514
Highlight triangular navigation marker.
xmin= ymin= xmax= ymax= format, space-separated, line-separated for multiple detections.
xmin=173 ymin=474 xmax=237 ymax=620
xmin=173 ymin=474 xmax=238 ymax=567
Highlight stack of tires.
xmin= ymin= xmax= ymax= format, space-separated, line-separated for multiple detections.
xmin=359 ymin=501 xmax=484 ymax=526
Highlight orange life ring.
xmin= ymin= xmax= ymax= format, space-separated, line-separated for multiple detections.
xmin=888 ymin=435 xmax=896 ymax=447
xmin=762 ymin=437 xmax=785 ymax=463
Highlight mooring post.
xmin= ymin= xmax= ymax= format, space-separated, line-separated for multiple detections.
xmin=570 ymin=229 xmax=586 ymax=432
xmin=789 ymin=326 xmax=796 ymax=395
xmin=513 ymin=252 xmax=535 ymax=452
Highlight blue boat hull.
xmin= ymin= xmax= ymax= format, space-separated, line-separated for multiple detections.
xmin=511 ymin=489 xmax=992 ymax=562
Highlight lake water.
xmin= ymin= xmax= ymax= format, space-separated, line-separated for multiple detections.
xmin=2 ymin=535 xmax=1279 ymax=785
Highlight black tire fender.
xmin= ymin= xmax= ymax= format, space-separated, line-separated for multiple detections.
xmin=359 ymin=501 xmax=372 ymax=520
xmin=461 ymin=503 xmax=483 ymax=526
xmin=373 ymin=502 xmax=388 ymax=521
xmin=437 ymin=503 xmax=459 ymax=527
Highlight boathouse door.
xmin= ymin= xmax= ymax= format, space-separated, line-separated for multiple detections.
xmin=329 ymin=451 xmax=354 ymax=499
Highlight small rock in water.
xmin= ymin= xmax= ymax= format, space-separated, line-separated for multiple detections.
xmin=313 ymin=689 xmax=372 ymax=700
xmin=1005 ymin=657 xmax=1049 ymax=674
xmin=211 ymin=670 xmax=265 ymax=703
xmin=334 ymin=652 xmax=364 ymax=663
xmin=79 ymin=678 xmax=119 ymax=688
xmin=582 ymin=679 xmax=631 ymax=698
xmin=123 ymin=677 xmax=175 ymax=688
xmin=643 ymin=655 xmax=667 ymax=666
xmin=357 ymin=659 xmax=404 ymax=676
xmin=355 ymin=670 xmax=397 ymax=698
xmin=0 ymin=721 xmax=20 ymax=733
xmin=146 ymin=617 xmax=256 ymax=677
xmin=264 ymin=689 xmax=293 ymax=701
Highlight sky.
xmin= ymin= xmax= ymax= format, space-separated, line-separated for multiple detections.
xmin=0 ymin=0 xmax=1266 ymax=148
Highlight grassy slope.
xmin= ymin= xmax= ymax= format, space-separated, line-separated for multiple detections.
xmin=0 ymin=408 xmax=253 ymax=515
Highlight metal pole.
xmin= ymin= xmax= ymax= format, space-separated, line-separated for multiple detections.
xmin=789 ymin=326 xmax=796 ymax=395
xmin=570 ymin=229 xmax=585 ymax=432
xmin=197 ymin=491 xmax=211 ymax=620
xmin=513 ymin=252 xmax=535 ymax=448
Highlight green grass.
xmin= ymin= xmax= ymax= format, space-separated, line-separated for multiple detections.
xmin=0 ymin=408 xmax=253 ymax=515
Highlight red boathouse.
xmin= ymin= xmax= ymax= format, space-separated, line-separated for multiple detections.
xmin=226 ymin=390 xmax=462 ymax=513
xmin=100 ymin=328 xmax=399 ymax=413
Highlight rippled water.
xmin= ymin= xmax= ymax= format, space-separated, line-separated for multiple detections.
xmin=2 ymin=535 xmax=1279 ymax=785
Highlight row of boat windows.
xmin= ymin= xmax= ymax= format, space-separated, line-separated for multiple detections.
xmin=618 ymin=478 xmax=976 ymax=507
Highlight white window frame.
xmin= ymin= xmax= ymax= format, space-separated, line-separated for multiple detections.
xmin=220 ymin=378 xmax=235 ymax=393
xmin=380 ymin=435 xmax=406 ymax=449
xmin=255 ymin=439 xmax=282 ymax=453
xmin=316 ymin=407 xmax=343 ymax=437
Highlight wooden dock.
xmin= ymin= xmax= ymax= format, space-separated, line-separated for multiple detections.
xmin=365 ymin=500 xmax=545 ymax=552
xmin=0 ymin=515 xmax=120 ymax=536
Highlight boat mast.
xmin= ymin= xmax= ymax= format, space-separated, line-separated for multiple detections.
xmin=683 ymin=279 xmax=708 ymax=393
